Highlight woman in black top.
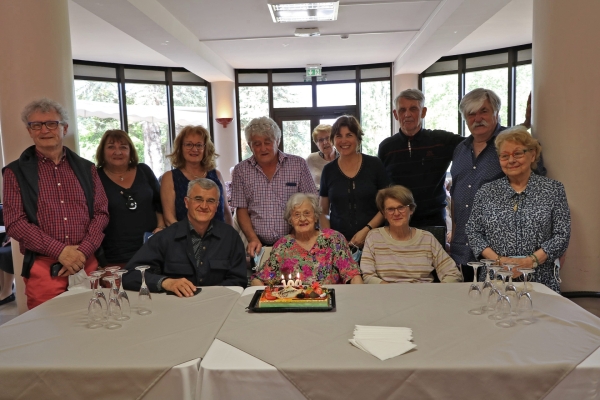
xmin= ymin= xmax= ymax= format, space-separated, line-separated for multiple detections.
xmin=96 ymin=130 xmax=164 ymax=265
xmin=319 ymin=115 xmax=389 ymax=249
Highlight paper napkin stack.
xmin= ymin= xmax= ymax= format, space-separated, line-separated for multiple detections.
xmin=349 ymin=325 xmax=416 ymax=361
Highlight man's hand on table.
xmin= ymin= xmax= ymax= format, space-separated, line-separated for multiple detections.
xmin=57 ymin=245 xmax=87 ymax=276
xmin=162 ymin=277 xmax=197 ymax=297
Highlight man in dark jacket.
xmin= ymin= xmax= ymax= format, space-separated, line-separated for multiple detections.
xmin=123 ymin=178 xmax=247 ymax=295
xmin=378 ymin=89 xmax=464 ymax=228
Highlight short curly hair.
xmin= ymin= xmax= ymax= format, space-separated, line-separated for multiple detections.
xmin=495 ymin=126 xmax=542 ymax=170
xmin=168 ymin=125 xmax=217 ymax=170
xmin=283 ymin=193 xmax=322 ymax=227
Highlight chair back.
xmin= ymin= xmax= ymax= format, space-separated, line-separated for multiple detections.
xmin=417 ymin=226 xmax=447 ymax=283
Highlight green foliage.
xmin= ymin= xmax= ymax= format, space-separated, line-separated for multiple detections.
xmin=360 ymin=81 xmax=391 ymax=156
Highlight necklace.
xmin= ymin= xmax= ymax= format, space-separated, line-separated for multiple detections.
xmin=105 ymin=167 xmax=129 ymax=182
xmin=184 ymin=167 xmax=207 ymax=179
xmin=385 ymin=227 xmax=413 ymax=241
xmin=513 ymin=193 xmax=522 ymax=212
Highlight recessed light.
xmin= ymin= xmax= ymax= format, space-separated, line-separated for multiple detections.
xmin=268 ymin=1 xmax=339 ymax=23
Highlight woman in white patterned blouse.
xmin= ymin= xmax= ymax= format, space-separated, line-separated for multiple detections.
xmin=466 ymin=126 xmax=571 ymax=293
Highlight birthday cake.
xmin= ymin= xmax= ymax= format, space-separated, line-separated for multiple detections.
xmin=258 ymin=282 xmax=331 ymax=309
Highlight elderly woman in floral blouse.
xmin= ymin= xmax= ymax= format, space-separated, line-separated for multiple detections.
xmin=466 ymin=126 xmax=571 ymax=293
xmin=251 ymin=193 xmax=363 ymax=285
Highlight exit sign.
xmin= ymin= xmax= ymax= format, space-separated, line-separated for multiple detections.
xmin=306 ymin=65 xmax=322 ymax=77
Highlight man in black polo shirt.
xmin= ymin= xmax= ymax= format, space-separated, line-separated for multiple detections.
xmin=378 ymin=89 xmax=464 ymax=229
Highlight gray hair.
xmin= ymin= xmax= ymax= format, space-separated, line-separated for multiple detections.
xmin=187 ymin=178 xmax=221 ymax=199
xmin=459 ymin=88 xmax=501 ymax=119
xmin=244 ymin=116 xmax=281 ymax=144
xmin=394 ymin=89 xmax=425 ymax=110
xmin=21 ymin=98 xmax=69 ymax=125
xmin=284 ymin=193 xmax=321 ymax=225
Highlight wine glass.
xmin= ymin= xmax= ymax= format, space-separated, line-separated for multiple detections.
xmin=495 ymin=294 xmax=516 ymax=328
xmin=112 ymin=269 xmax=130 ymax=320
xmin=518 ymin=268 xmax=535 ymax=295
xmin=135 ymin=266 xmax=152 ymax=315
xmin=102 ymin=276 xmax=123 ymax=329
xmin=502 ymin=262 xmax=519 ymax=307
xmin=480 ymin=259 xmax=496 ymax=307
xmin=466 ymin=262 xmax=483 ymax=283
xmin=90 ymin=270 xmax=108 ymax=312
xmin=488 ymin=270 xmax=511 ymax=321
xmin=87 ymin=275 xmax=105 ymax=329
xmin=516 ymin=291 xmax=535 ymax=325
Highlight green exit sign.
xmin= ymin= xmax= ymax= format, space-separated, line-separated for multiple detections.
xmin=306 ymin=65 xmax=322 ymax=77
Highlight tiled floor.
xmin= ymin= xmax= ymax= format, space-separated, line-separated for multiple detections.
xmin=0 ymin=291 xmax=18 ymax=325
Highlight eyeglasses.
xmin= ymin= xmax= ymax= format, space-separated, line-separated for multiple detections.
xmin=183 ymin=142 xmax=205 ymax=150
xmin=384 ymin=205 xmax=411 ymax=215
xmin=317 ymin=137 xmax=330 ymax=144
xmin=27 ymin=121 xmax=62 ymax=130
xmin=187 ymin=196 xmax=217 ymax=206
xmin=498 ymin=149 xmax=530 ymax=161
xmin=291 ymin=211 xmax=314 ymax=220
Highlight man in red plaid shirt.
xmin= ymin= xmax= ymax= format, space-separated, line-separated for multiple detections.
xmin=3 ymin=98 xmax=109 ymax=309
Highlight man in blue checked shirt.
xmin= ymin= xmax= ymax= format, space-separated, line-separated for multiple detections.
xmin=450 ymin=89 xmax=545 ymax=281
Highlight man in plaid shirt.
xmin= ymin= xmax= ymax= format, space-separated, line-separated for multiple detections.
xmin=231 ymin=117 xmax=317 ymax=258
xmin=3 ymin=99 xmax=109 ymax=309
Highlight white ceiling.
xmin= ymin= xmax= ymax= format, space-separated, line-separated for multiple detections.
xmin=69 ymin=0 xmax=533 ymax=82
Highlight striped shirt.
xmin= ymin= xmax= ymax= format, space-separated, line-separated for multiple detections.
xmin=231 ymin=151 xmax=317 ymax=245
xmin=360 ymin=228 xmax=463 ymax=284
xmin=3 ymin=148 xmax=109 ymax=259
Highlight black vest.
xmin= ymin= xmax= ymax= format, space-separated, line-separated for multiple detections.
xmin=2 ymin=146 xmax=100 ymax=277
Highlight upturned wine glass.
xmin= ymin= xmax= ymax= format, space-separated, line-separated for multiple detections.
xmin=112 ymin=269 xmax=130 ymax=320
xmin=502 ymin=262 xmax=519 ymax=309
xmin=518 ymin=268 xmax=535 ymax=295
xmin=87 ymin=275 xmax=105 ymax=329
xmin=90 ymin=270 xmax=108 ymax=312
xmin=488 ymin=270 xmax=511 ymax=321
xmin=516 ymin=291 xmax=535 ymax=325
xmin=135 ymin=265 xmax=152 ymax=315
xmin=102 ymin=276 xmax=123 ymax=329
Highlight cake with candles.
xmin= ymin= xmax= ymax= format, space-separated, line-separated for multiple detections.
xmin=257 ymin=281 xmax=331 ymax=309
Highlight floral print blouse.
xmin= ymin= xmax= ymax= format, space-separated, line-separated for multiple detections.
xmin=253 ymin=229 xmax=361 ymax=284
xmin=466 ymin=174 xmax=571 ymax=293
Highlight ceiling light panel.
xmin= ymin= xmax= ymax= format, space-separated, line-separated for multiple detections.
xmin=268 ymin=1 xmax=339 ymax=23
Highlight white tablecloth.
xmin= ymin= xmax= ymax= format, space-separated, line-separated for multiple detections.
xmin=199 ymin=284 xmax=600 ymax=400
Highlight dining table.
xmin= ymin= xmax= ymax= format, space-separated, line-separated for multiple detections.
xmin=201 ymin=282 xmax=600 ymax=400
xmin=0 ymin=285 xmax=242 ymax=400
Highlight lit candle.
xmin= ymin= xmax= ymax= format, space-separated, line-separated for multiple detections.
xmin=294 ymin=272 xmax=302 ymax=286
xmin=281 ymin=274 xmax=287 ymax=287
xmin=287 ymin=273 xmax=295 ymax=287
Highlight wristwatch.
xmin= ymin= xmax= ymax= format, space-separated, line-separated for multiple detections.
xmin=529 ymin=254 xmax=538 ymax=268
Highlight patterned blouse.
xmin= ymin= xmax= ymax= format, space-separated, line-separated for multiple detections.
xmin=252 ymin=229 xmax=361 ymax=284
xmin=466 ymin=174 xmax=571 ymax=293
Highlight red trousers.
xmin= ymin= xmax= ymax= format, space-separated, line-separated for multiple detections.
xmin=23 ymin=255 xmax=98 ymax=309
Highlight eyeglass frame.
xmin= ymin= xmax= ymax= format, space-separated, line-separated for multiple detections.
xmin=186 ymin=196 xmax=218 ymax=206
xmin=183 ymin=142 xmax=206 ymax=151
xmin=316 ymin=137 xmax=331 ymax=144
xmin=498 ymin=148 xmax=531 ymax=162
xmin=27 ymin=120 xmax=64 ymax=130
xmin=291 ymin=211 xmax=315 ymax=221
xmin=384 ymin=205 xmax=413 ymax=215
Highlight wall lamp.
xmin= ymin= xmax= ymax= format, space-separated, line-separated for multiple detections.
xmin=215 ymin=118 xmax=233 ymax=128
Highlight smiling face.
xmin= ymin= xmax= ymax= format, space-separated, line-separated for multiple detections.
xmin=249 ymin=134 xmax=278 ymax=166
xmin=393 ymin=98 xmax=426 ymax=136
xmin=103 ymin=139 xmax=131 ymax=169
xmin=182 ymin=132 xmax=205 ymax=165
xmin=290 ymin=201 xmax=316 ymax=236
xmin=26 ymin=110 xmax=67 ymax=153
xmin=498 ymin=140 xmax=536 ymax=182
xmin=383 ymin=197 xmax=413 ymax=230
xmin=333 ymin=126 xmax=359 ymax=156
xmin=185 ymin=184 xmax=219 ymax=227
xmin=466 ymin=98 xmax=498 ymax=140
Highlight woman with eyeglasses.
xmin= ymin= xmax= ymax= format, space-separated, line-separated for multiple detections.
xmin=466 ymin=127 xmax=570 ymax=293
xmin=96 ymin=130 xmax=164 ymax=266
xmin=360 ymin=185 xmax=463 ymax=284
xmin=251 ymin=193 xmax=363 ymax=286
xmin=161 ymin=125 xmax=232 ymax=227
xmin=305 ymin=124 xmax=338 ymax=190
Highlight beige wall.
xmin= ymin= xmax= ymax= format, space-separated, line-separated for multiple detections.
xmin=533 ymin=0 xmax=600 ymax=292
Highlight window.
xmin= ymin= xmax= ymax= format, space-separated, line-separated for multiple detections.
xmin=238 ymin=86 xmax=269 ymax=160
xmin=173 ymin=85 xmax=209 ymax=132
xmin=422 ymin=74 xmax=459 ymax=134
xmin=465 ymin=68 xmax=508 ymax=130
xmin=515 ymin=64 xmax=532 ymax=124
xmin=74 ymin=80 xmax=121 ymax=163
xmin=317 ymin=83 xmax=356 ymax=107
xmin=360 ymin=81 xmax=391 ymax=156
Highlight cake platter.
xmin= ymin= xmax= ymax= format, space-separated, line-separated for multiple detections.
xmin=247 ymin=288 xmax=336 ymax=313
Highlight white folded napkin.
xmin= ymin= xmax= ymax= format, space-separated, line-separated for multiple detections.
xmin=349 ymin=325 xmax=416 ymax=361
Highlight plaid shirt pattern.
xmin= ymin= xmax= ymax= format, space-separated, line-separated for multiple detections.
xmin=231 ymin=151 xmax=317 ymax=244
xmin=3 ymin=149 xmax=109 ymax=259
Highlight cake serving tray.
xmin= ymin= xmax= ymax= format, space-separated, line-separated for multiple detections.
xmin=247 ymin=289 xmax=336 ymax=313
